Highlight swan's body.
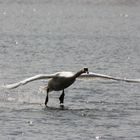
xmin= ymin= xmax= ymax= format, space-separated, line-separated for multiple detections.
xmin=47 ymin=72 xmax=75 ymax=92
xmin=3 ymin=68 xmax=140 ymax=106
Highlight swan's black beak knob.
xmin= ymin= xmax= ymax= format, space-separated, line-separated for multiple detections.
xmin=84 ymin=67 xmax=89 ymax=74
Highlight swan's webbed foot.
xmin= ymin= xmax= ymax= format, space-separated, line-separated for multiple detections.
xmin=59 ymin=89 xmax=65 ymax=104
xmin=60 ymin=104 xmax=65 ymax=109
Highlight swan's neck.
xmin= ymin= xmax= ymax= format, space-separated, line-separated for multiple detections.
xmin=74 ymin=70 xmax=84 ymax=79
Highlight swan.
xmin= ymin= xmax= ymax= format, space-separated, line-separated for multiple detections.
xmin=2 ymin=67 xmax=140 ymax=106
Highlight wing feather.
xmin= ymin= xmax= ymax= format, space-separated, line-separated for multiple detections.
xmin=3 ymin=74 xmax=56 ymax=89
xmin=78 ymin=72 xmax=140 ymax=83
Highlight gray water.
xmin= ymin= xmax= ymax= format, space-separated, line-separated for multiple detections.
xmin=0 ymin=0 xmax=140 ymax=139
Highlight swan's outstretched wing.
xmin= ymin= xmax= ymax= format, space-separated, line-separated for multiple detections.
xmin=78 ymin=72 xmax=140 ymax=83
xmin=3 ymin=74 xmax=56 ymax=89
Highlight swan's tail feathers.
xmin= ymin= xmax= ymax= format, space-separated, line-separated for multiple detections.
xmin=79 ymin=72 xmax=140 ymax=83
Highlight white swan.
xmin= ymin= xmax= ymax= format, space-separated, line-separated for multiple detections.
xmin=3 ymin=68 xmax=140 ymax=106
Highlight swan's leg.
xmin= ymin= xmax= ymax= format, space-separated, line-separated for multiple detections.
xmin=59 ymin=89 xmax=65 ymax=104
xmin=45 ymin=88 xmax=49 ymax=106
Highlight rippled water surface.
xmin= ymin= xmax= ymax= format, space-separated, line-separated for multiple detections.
xmin=0 ymin=0 xmax=140 ymax=139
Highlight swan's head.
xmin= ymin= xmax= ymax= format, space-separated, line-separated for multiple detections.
xmin=82 ymin=67 xmax=89 ymax=74
xmin=74 ymin=67 xmax=89 ymax=78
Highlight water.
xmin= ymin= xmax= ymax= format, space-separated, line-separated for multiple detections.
xmin=0 ymin=0 xmax=140 ymax=139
